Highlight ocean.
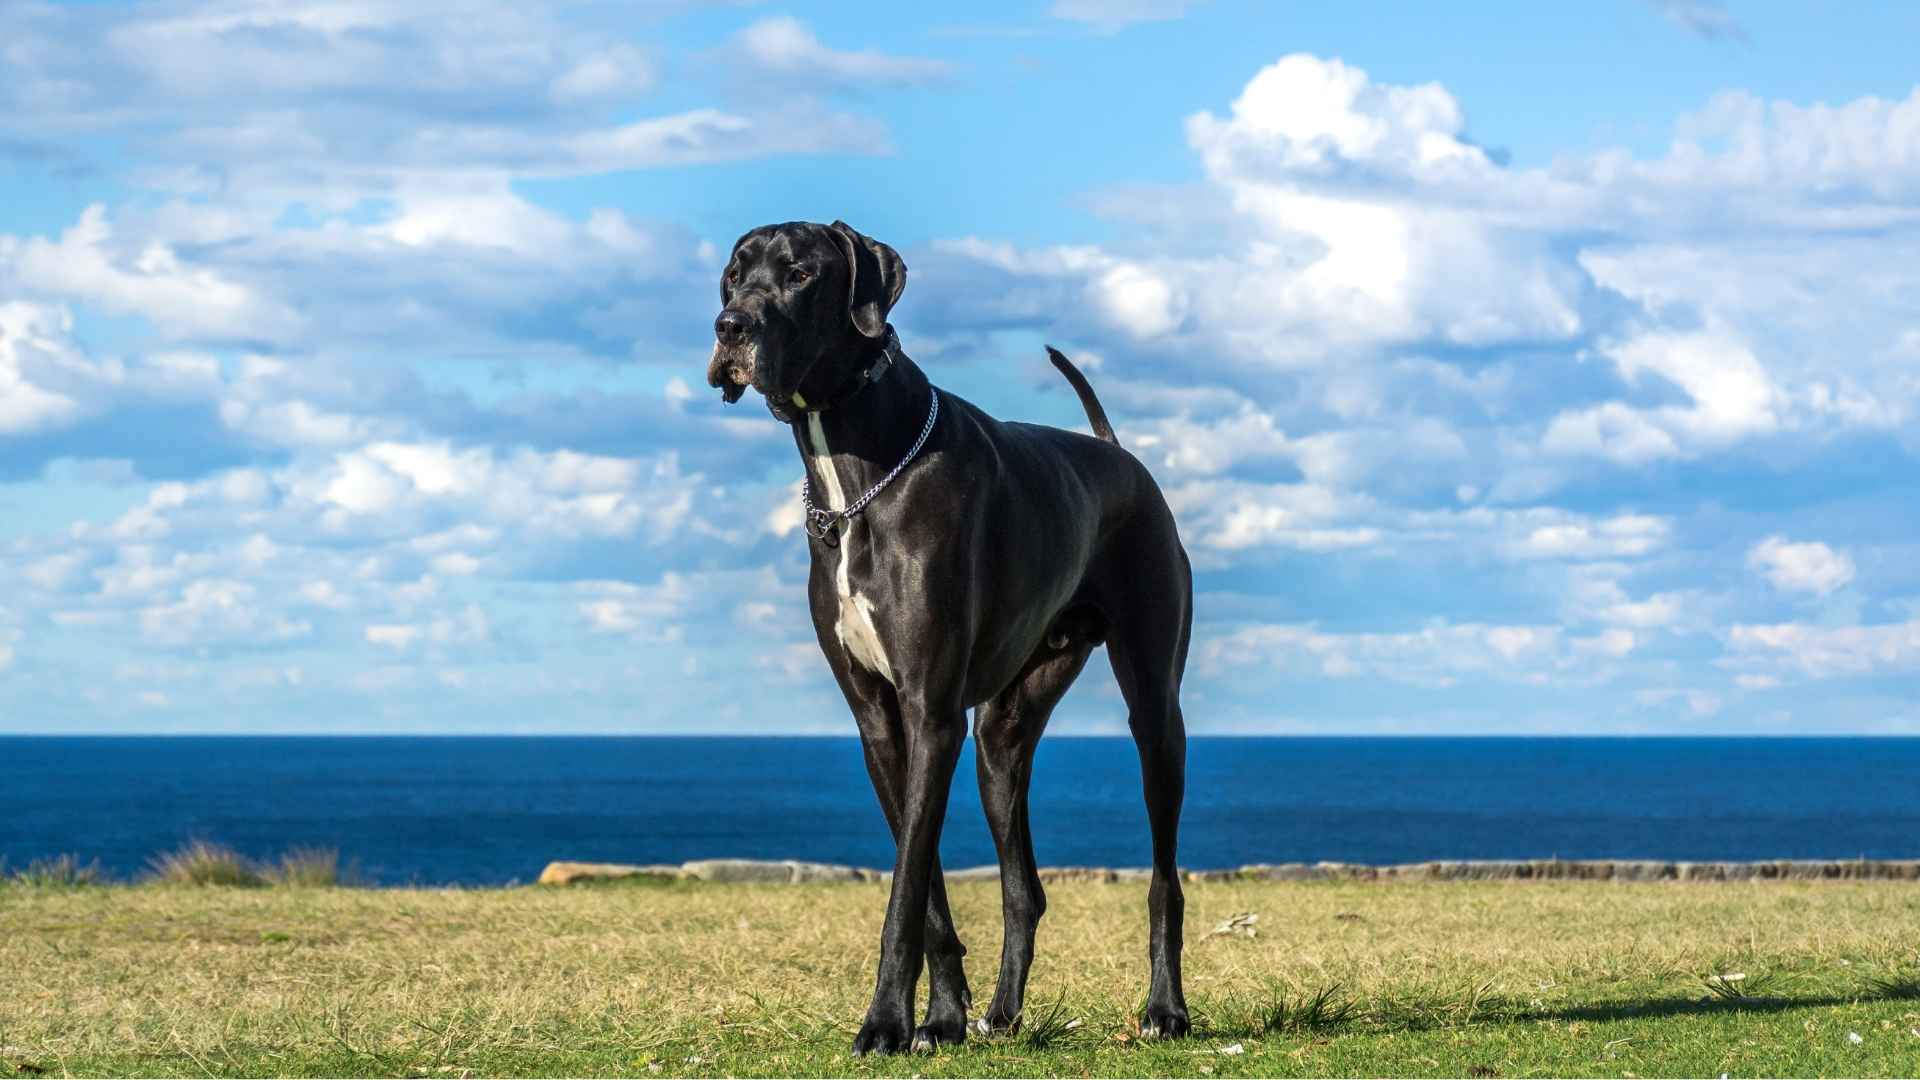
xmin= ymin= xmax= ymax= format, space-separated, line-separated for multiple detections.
xmin=4 ymin=736 xmax=1919 ymax=886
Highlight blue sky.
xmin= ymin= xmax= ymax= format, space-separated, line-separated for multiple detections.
xmin=3 ymin=0 xmax=1919 ymax=734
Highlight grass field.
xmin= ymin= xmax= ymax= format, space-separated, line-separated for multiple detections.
xmin=7 ymin=875 xmax=1920 ymax=1077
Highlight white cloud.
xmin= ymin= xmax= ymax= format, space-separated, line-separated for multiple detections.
xmin=765 ymin=479 xmax=806 ymax=538
xmin=1747 ymin=537 xmax=1856 ymax=596
xmin=577 ymin=568 xmax=798 ymax=648
xmin=0 ymin=205 xmax=297 ymax=340
xmin=1187 ymin=54 xmax=1489 ymax=182
xmin=0 ymin=439 xmax=716 ymax=668
xmin=1157 ymin=474 xmax=1677 ymax=567
xmin=1574 ymin=628 xmax=1638 ymax=658
xmin=1600 ymin=593 xmax=1687 ymax=630
xmin=1127 ymin=404 xmax=1292 ymax=477
xmin=294 ymin=442 xmax=697 ymax=542
xmin=936 ymin=56 xmax=1583 ymax=362
xmin=732 ymin=17 xmax=953 ymax=87
xmin=0 ymin=301 xmax=87 ymax=433
xmin=933 ymin=56 xmax=1920 ymax=491
xmin=1505 ymin=514 xmax=1670 ymax=561
xmin=366 ymin=624 xmax=422 ymax=650
xmin=548 ymin=45 xmax=656 ymax=104
xmin=0 ymin=4 xmax=895 ymax=205
xmin=1728 ymin=619 xmax=1920 ymax=679
xmin=364 ymin=606 xmax=490 ymax=652
xmin=1164 ymin=478 xmax=1378 ymax=553
xmin=580 ymin=575 xmax=691 ymax=642
xmin=1542 ymin=328 xmax=1781 ymax=463
xmin=0 ymin=299 xmax=240 ymax=440
xmin=137 ymin=579 xmax=313 ymax=648
xmin=1198 ymin=619 xmax=1626 ymax=687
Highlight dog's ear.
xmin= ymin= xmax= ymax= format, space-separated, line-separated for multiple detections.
xmin=829 ymin=220 xmax=906 ymax=340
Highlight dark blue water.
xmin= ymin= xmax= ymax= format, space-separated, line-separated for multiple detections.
xmin=4 ymin=737 xmax=1919 ymax=886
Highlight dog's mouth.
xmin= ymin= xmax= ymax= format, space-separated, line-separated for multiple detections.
xmin=708 ymin=340 xmax=816 ymax=423
xmin=707 ymin=341 xmax=755 ymax=405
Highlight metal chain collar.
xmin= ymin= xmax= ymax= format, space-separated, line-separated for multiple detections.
xmin=802 ymin=387 xmax=940 ymax=546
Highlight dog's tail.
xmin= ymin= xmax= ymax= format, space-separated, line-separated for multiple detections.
xmin=1045 ymin=345 xmax=1119 ymax=446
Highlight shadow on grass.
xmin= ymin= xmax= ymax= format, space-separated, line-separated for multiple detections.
xmin=1195 ymin=978 xmax=1920 ymax=1041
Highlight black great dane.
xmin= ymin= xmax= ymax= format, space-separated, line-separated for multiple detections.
xmin=707 ymin=220 xmax=1193 ymax=1055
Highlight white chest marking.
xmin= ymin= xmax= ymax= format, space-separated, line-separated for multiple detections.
xmin=807 ymin=413 xmax=895 ymax=685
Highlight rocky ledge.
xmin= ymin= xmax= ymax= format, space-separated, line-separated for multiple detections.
xmin=538 ymin=857 xmax=1920 ymax=886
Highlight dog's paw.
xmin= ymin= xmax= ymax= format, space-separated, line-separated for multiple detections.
xmin=910 ymin=1016 xmax=966 ymax=1053
xmin=1138 ymin=1004 xmax=1191 ymax=1040
xmin=973 ymin=1008 xmax=1021 ymax=1036
xmin=851 ymin=1014 xmax=912 ymax=1057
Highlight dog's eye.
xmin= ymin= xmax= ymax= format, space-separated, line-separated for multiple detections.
xmin=725 ymin=267 xmax=740 ymax=285
xmin=786 ymin=266 xmax=811 ymax=286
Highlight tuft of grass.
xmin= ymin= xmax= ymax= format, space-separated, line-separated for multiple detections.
xmin=1262 ymin=982 xmax=1359 ymax=1034
xmin=146 ymin=840 xmax=266 ymax=887
xmin=1020 ymin=999 xmax=1086 ymax=1050
xmin=1701 ymin=970 xmax=1778 ymax=1003
xmin=268 ymin=846 xmax=360 ymax=888
xmin=7 ymin=853 xmax=105 ymax=888
xmin=1861 ymin=969 xmax=1920 ymax=1000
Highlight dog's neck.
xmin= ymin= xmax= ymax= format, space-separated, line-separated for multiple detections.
xmin=792 ymin=347 xmax=935 ymax=511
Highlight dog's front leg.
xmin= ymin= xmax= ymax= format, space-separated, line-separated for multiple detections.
xmin=853 ymin=702 xmax=966 ymax=1056
xmin=851 ymin=706 xmax=970 ymax=1049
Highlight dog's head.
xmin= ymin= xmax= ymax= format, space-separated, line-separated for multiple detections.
xmin=708 ymin=220 xmax=906 ymax=423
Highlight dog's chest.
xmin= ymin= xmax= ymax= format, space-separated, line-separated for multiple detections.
xmin=807 ymin=414 xmax=895 ymax=685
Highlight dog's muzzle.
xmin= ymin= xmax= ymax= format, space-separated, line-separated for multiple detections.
xmin=707 ymin=340 xmax=754 ymax=404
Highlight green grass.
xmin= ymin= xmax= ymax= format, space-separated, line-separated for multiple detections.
xmin=6 ymin=877 xmax=1920 ymax=1076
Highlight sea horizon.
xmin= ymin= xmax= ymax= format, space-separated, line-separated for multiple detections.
xmin=8 ymin=732 xmax=1917 ymax=739
xmin=8 ymin=735 xmax=1920 ymax=885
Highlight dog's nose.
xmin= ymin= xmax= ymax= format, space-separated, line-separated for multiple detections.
xmin=715 ymin=309 xmax=755 ymax=346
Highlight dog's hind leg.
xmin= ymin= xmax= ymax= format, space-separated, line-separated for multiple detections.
xmin=1104 ymin=539 xmax=1193 ymax=1040
xmin=972 ymin=638 xmax=1095 ymax=1034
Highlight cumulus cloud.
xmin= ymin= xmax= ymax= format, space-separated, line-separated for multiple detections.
xmin=931 ymin=54 xmax=1920 ymax=482
xmin=1746 ymin=537 xmax=1855 ymax=596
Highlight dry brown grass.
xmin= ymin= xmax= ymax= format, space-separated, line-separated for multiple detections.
xmin=4 ymin=878 xmax=1920 ymax=1076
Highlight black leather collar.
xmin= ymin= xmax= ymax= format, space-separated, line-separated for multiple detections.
xmin=795 ymin=328 xmax=900 ymax=412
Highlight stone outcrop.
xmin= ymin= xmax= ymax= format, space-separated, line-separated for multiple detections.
xmin=1229 ymin=859 xmax=1920 ymax=882
xmin=536 ymin=861 xmax=683 ymax=885
xmin=540 ymin=857 xmax=1920 ymax=885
